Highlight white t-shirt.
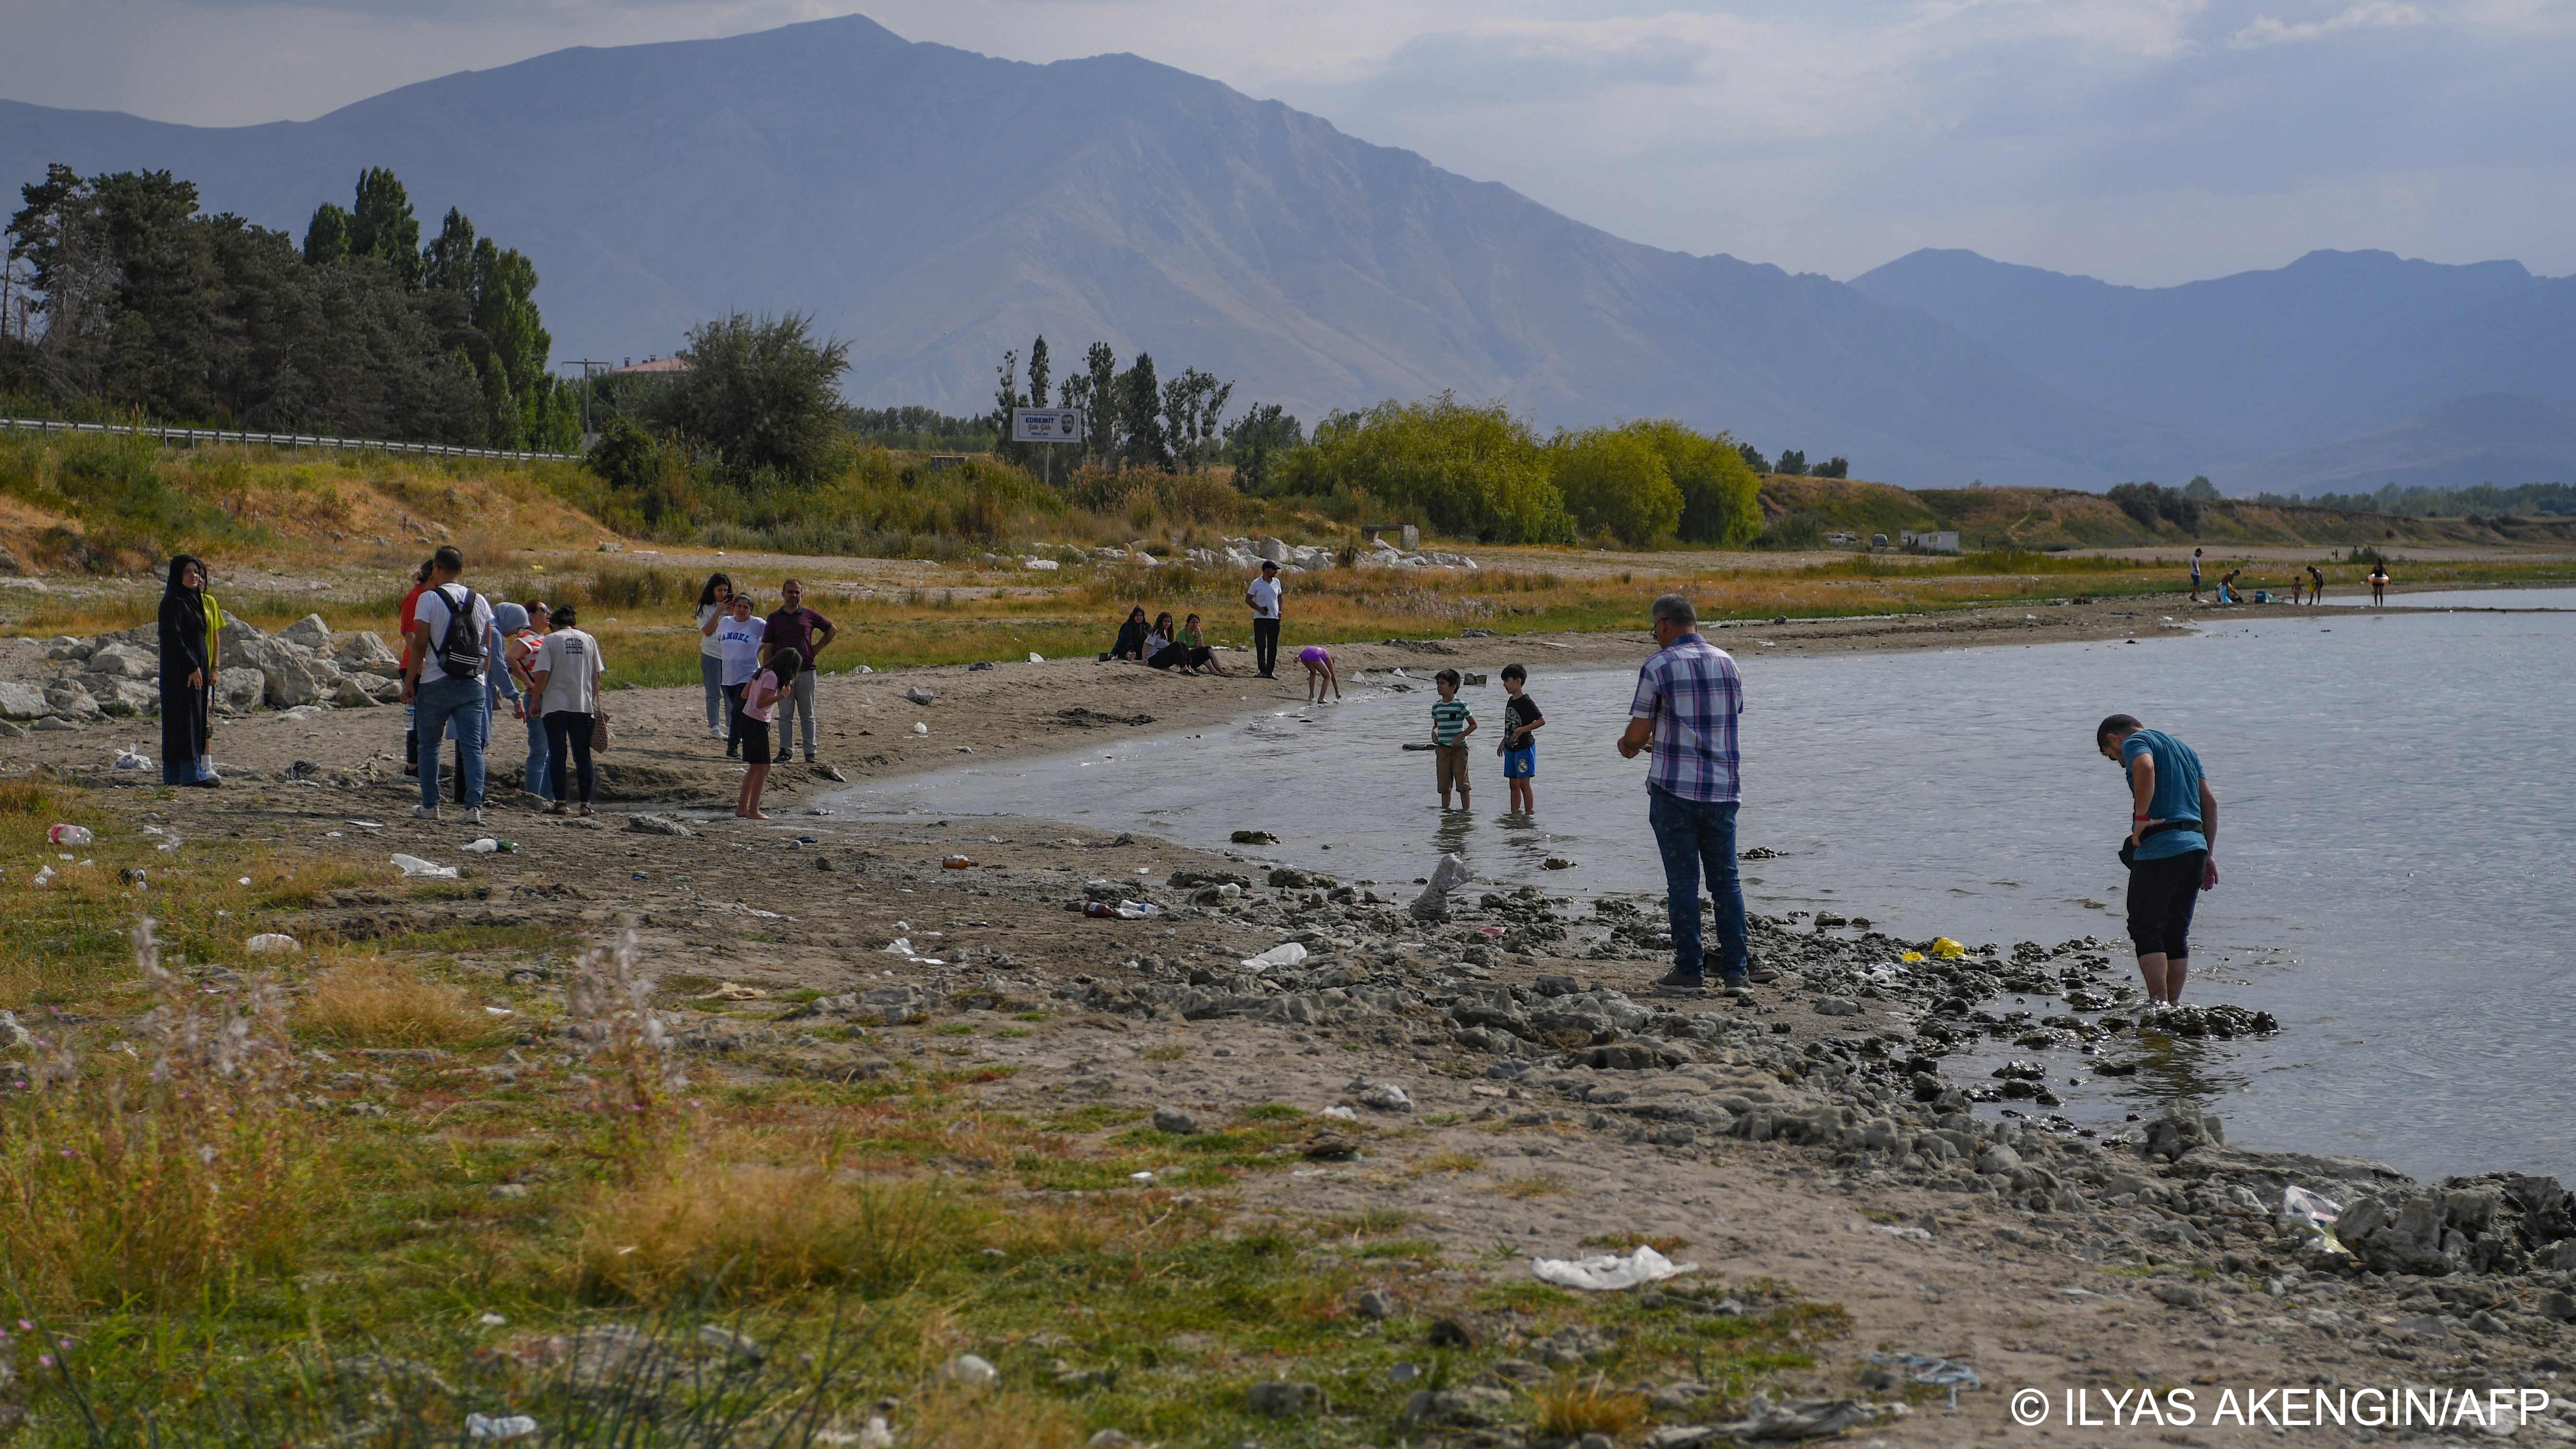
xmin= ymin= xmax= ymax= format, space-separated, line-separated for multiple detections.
xmin=697 ymin=602 xmax=726 ymax=659
xmin=714 ymin=614 xmax=767 ymax=686
xmin=1247 ymin=576 xmax=1282 ymax=620
xmin=533 ymin=628 xmax=604 ymax=715
xmin=413 ymin=584 xmax=494 ymax=681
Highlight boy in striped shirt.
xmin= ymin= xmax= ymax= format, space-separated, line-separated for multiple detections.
xmin=1430 ymin=668 xmax=1477 ymax=810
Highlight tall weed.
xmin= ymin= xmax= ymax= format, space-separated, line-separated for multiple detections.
xmin=0 ymin=920 xmax=323 ymax=1314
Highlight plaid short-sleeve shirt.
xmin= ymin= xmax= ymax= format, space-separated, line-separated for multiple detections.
xmin=1629 ymin=632 xmax=1743 ymax=802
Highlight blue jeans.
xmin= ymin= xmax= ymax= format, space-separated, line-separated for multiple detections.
xmin=1648 ymin=785 xmax=1750 ymax=982
xmin=700 ymin=654 xmax=727 ymax=734
xmin=413 ymin=674 xmax=487 ymax=811
xmin=521 ymin=709 xmax=551 ymax=799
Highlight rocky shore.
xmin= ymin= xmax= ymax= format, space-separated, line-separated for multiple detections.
xmin=5 ymin=604 xmax=2570 ymax=1443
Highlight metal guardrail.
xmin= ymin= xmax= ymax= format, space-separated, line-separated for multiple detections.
xmin=0 ymin=416 xmax=579 ymax=462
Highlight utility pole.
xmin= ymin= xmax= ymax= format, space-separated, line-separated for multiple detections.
xmin=561 ymin=358 xmax=611 ymax=443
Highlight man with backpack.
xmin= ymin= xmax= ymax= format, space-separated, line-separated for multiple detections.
xmin=402 ymin=546 xmax=495 ymax=824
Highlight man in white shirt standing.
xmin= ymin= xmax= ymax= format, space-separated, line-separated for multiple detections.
xmin=1244 ymin=558 xmax=1283 ymax=679
xmin=402 ymin=545 xmax=494 ymax=825
xmin=527 ymin=603 xmax=608 ymax=818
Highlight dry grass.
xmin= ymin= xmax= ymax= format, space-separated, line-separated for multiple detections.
xmin=0 ymin=921 xmax=325 ymax=1314
xmin=574 ymin=1152 xmax=974 ymax=1305
xmin=0 ymin=779 xmax=52 ymax=816
xmin=1532 ymin=1377 xmax=1650 ymax=1437
xmin=1489 ymin=1174 xmax=1566 ymax=1200
xmin=295 ymin=962 xmax=487 ymax=1047
xmin=1578 ymin=1231 xmax=1693 ymax=1253
xmin=1411 ymin=1150 xmax=1485 ymax=1176
xmin=897 ymin=1388 xmax=1085 ymax=1449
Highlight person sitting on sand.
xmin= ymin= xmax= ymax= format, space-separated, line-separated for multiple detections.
xmin=1298 ymin=644 xmax=1340 ymax=703
xmin=1143 ymin=612 xmax=1188 ymax=671
xmin=1110 ymin=606 xmax=1149 ymax=661
xmin=1176 ymin=614 xmax=1227 ymax=676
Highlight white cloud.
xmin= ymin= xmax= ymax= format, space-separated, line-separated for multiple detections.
xmin=2229 ymin=0 xmax=2431 ymax=47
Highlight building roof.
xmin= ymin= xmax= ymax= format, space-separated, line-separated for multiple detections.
xmin=613 ymin=356 xmax=691 ymax=374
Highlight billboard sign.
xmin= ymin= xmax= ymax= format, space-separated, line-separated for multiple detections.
xmin=1011 ymin=408 xmax=1084 ymax=443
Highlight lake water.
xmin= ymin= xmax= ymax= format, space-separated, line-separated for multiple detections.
xmin=846 ymin=596 xmax=2576 ymax=1183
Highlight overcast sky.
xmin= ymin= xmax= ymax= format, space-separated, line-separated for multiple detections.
xmin=5 ymin=0 xmax=2570 ymax=285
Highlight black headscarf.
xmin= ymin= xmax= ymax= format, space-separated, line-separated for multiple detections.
xmin=159 ymin=554 xmax=211 ymax=677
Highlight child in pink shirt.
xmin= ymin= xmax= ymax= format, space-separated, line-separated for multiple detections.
xmin=734 ymin=647 xmax=797 ymax=820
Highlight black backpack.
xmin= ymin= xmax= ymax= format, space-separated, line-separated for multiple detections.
xmin=432 ymin=584 xmax=486 ymax=679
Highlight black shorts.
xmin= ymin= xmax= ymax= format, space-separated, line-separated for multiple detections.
xmin=734 ymin=713 xmax=770 ymax=761
xmin=2126 ymin=850 xmax=2207 ymax=958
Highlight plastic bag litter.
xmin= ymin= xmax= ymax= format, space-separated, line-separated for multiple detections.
xmin=1115 ymin=899 xmax=1159 ymax=919
xmin=1929 ymin=937 xmax=1968 ymax=959
xmin=246 ymin=933 xmax=301 ymax=955
xmin=112 ymin=746 xmax=151 ymax=772
xmin=2280 ymin=1186 xmax=2349 ymax=1253
xmin=1867 ymin=1352 xmax=1982 ymax=1409
xmin=390 ymin=853 xmax=459 ymax=879
xmin=1028 ymin=652 xmax=1045 ymax=663
xmin=465 ymin=1414 xmax=540 ymax=1441
xmin=30 ymin=865 xmax=53 ymax=888
xmin=1241 ymin=942 xmax=1308 ymax=972
xmin=1531 ymin=1244 xmax=1699 ymax=1291
xmin=47 ymin=825 xmax=93 ymax=847
xmin=1409 ymin=853 xmax=1473 ymax=921
xmin=883 ymin=937 xmax=915 ymax=956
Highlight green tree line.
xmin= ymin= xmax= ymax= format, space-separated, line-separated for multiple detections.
xmin=1 ymin=164 xmax=576 ymax=450
xmin=2252 ymin=480 xmax=2576 ymax=518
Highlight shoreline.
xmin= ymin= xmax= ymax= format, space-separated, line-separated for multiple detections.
xmin=7 ymin=590 xmax=2575 ymax=1440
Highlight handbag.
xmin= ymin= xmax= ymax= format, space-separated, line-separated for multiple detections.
xmin=590 ymin=709 xmax=611 ymax=752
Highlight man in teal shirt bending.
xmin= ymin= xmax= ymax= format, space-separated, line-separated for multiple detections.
xmin=2097 ymin=715 xmax=2220 ymax=1006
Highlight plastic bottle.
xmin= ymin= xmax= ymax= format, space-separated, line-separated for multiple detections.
xmin=47 ymin=824 xmax=93 ymax=847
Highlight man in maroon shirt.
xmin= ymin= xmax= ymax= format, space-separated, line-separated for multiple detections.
xmin=761 ymin=577 xmax=836 ymax=764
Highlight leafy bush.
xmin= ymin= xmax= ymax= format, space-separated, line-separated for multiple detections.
xmin=1547 ymin=425 xmax=1681 ymax=546
xmin=1628 ymin=419 xmax=1762 ymax=545
xmin=1271 ymin=394 xmax=1571 ymax=544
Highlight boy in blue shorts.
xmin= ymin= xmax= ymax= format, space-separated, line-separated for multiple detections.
xmin=1498 ymin=662 xmax=1544 ymax=814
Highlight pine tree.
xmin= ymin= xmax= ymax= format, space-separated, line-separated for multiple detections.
xmin=1081 ymin=342 xmax=1118 ymax=466
xmin=347 ymin=168 xmax=420 ymax=287
xmin=1026 ymin=335 xmax=1049 ymax=421
xmin=302 ymin=203 xmax=350 ymax=265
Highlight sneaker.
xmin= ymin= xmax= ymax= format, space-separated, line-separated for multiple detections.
xmin=725 ymin=747 xmax=740 ymax=760
xmin=709 ymin=727 xmax=728 ymax=742
xmin=461 ymin=808 xmax=483 ymax=826
xmin=774 ymin=750 xmax=792 ymax=764
xmin=1652 ymin=970 xmax=1706 ymax=994
xmin=412 ymin=804 xmax=440 ymax=821
xmin=1746 ymin=965 xmax=1780 ymax=984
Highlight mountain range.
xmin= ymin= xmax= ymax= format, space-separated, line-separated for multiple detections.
xmin=3 ymin=14 xmax=2571 ymax=495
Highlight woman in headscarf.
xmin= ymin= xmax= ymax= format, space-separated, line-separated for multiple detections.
xmin=495 ymin=601 xmax=549 ymax=801
xmin=156 ymin=554 xmax=216 ymax=787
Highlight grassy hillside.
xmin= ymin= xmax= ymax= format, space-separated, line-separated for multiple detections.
xmin=1762 ymin=474 xmax=2576 ymax=551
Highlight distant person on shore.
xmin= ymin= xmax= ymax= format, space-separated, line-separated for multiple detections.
xmin=1618 ymin=594 xmax=1760 ymax=994
xmin=527 ymin=602 xmax=605 ymax=818
xmin=2216 ymin=569 xmax=2240 ymax=605
xmin=1246 ymin=559 xmax=1283 ymax=679
xmin=714 ymin=592 xmax=765 ymax=760
xmin=2097 ymin=714 xmax=2217 ymax=1007
xmin=1430 ymin=667 xmax=1476 ymax=809
xmin=1110 ymin=606 xmax=1149 ymax=661
xmin=498 ymin=601 xmax=549 ymax=801
xmin=695 ymin=573 xmax=734 ymax=742
xmin=156 ymin=554 xmax=217 ymax=788
xmin=2308 ymin=564 xmax=2325 ymax=603
xmin=1298 ymin=644 xmax=1339 ymax=702
xmin=762 ymin=578 xmax=834 ymax=766
xmin=734 ymin=646 xmax=796 ymax=820
xmin=1498 ymin=662 xmax=1543 ymax=815
xmin=1177 ymin=614 xmax=1228 ymax=676
xmin=2289 ymin=572 xmax=2304 ymax=605
xmin=399 ymin=557 xmax=433 ymax=779
xmin=2369 ymin=563 xmax=2390 ymax=604
xmin=402 ymin=546 xmax=492 ymax=825
xmin=2189 ymin=548 xmax=2204 ymax=603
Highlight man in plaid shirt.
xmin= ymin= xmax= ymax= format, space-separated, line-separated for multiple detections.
xmin=1618 ymin=594 xmax=1759 ymax=992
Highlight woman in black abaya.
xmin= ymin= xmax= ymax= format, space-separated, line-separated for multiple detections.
xmin=157 ymin=554 xmax=217 ymax=788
